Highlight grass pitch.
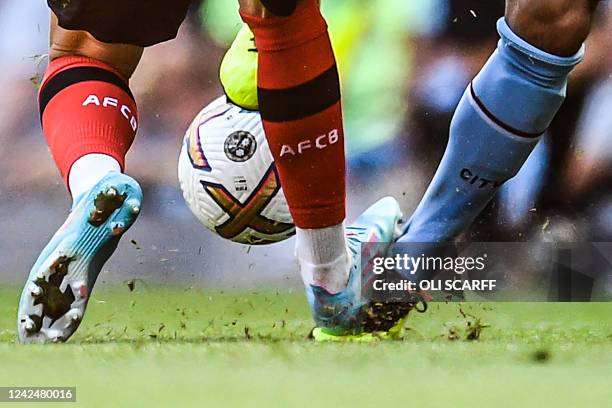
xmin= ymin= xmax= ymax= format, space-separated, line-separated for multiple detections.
xmin=0 ymin=285 xmax=611 ymax=408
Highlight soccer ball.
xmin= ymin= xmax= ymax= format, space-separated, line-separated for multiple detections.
xmin=178 ymin=96 xmax=295 ymax=245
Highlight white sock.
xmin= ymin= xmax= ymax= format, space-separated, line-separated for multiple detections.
xmin=68 ymin=154 xmax=121 ymax=204
xmin=296 ymin=222 xmax=350 ymax=294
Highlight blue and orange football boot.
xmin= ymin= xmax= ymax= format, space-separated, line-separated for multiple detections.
xmin=17 ymin=172 xmax=142 ymax=343
xmin=307 ymin=197 xmax=427 ymax=342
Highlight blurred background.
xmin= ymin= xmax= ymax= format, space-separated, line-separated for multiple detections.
xmin=0 ymin=0 xmax=610 ymax=297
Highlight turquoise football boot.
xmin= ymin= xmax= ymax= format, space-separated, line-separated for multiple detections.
xmin=307 ymin=197 xmax=427 ymax=342
xmin=17 ymin=172 xmax=142 ymax=343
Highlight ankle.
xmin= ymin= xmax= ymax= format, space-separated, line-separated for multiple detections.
xmin=296 ymin=223 xmax=350 ymax=293
xmin=68 ymin=154 xmax=121 ymax=202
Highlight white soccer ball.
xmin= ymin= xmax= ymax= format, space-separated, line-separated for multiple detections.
xmin=178 ymin=96 xmax=295 ymax=245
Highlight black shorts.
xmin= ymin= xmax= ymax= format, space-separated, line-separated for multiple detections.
xmin=48 ymin=0 xmax=192 ymax=47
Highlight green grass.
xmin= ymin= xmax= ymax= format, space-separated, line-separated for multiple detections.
xmin=0 ymin=285 xmax=611 ymax=407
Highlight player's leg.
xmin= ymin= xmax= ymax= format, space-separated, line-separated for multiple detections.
xmin=17 ymin=17 xmax=145 ymax=343
xmin=19 ymin=0 xmax=192 ymax=343
xmin=239 ymin=0 xmax=350 ymax=294
xmin=399 ymin=0 xmax=598 ymax=248
xmin=238 ymin=0 xmax=419 ymax=338
xmin=240 ymin=0 xmax=352 ymax=297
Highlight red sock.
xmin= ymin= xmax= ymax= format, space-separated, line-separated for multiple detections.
xmin=39 ymin=56 xmax=138 ymax=188
xmin=241 ymin=0 xmax=346 ymax=229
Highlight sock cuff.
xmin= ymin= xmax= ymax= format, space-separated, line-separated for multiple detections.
xmin=497 ymin=18 xmax=585 ymax=71
xmin=471 ymin=18 xmax=583 ymax=135
xmin=240 ymin=0 xmax=327 ymax=51
xmin=41 ymin=56 xmax=129 ymax=89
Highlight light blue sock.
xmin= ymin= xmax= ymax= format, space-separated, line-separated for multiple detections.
xmin=399 ymin=18 xmax=584 ymax=243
